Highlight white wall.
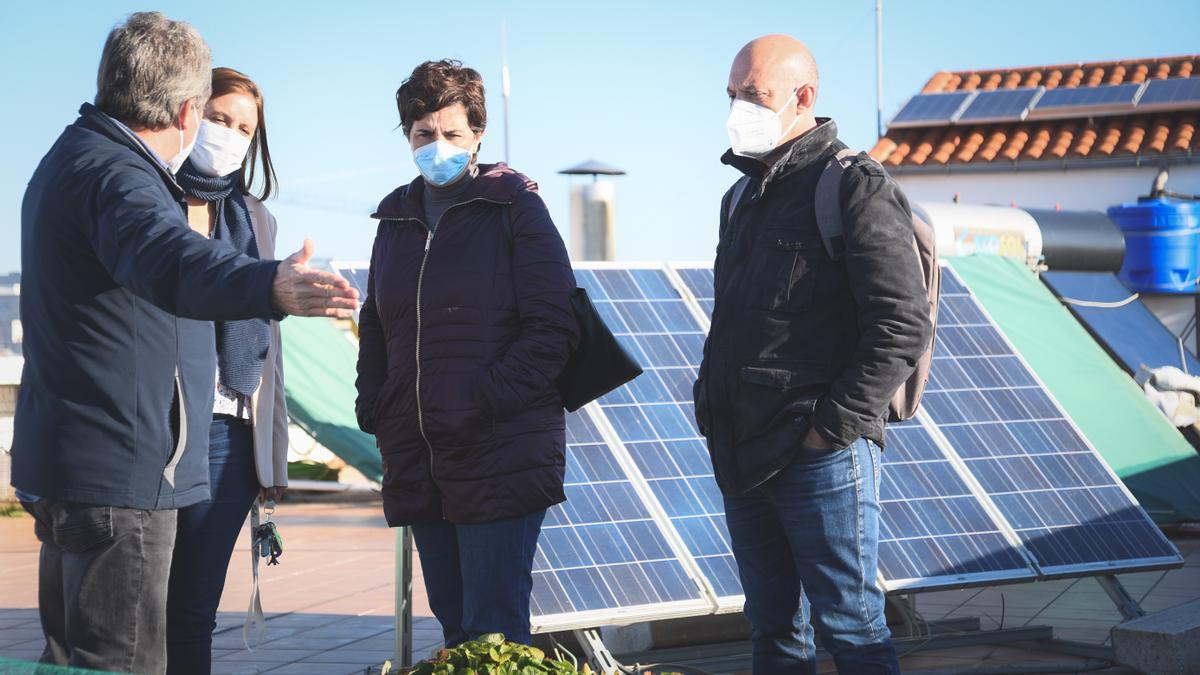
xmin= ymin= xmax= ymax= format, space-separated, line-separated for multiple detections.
xmin=895 ymin=164 xmax=1200 ymax=213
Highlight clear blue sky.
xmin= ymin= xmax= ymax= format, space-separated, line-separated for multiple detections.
xmin=2 ymin=0 xmax=1197 ymax=273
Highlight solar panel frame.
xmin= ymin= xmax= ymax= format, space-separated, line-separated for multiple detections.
xmin=956 ymin=87 xmax=1043 ymax=125
xmin=1136 ymin=77 xmax=1200 ymax=113
xmin=888 ymin=91 xmax=978 ymax=128
xmin=1026 ymin=83 xmax=1145 ymax=120
xmin=928 ymin=264 xmax=1182 ymax=579
xmin=530 ymin=404 xmax=716 ymax=633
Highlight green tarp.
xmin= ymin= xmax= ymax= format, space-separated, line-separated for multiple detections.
xmin=949 ymin=256 xmax=1200 ymax=524
xmin=280 ymin=317 xmax=383 ymax=483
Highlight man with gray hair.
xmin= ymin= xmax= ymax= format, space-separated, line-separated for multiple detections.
xmin=11 ymin=12 xmax=357 ymax=671
xmin=694 ymin=35 xmax=931 ymax=673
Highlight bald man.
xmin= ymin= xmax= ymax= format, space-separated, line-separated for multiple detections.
xmin=693 ymin=35 xmax=930 ymax=673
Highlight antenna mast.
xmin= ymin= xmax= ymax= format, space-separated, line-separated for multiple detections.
xmin=501 ymin=18 xmax=511 ymax=165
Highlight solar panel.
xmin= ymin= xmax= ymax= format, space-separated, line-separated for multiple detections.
xmin=1137 ymin=77 xmax=1200 ymax=112
xmin=330 ymin=261 xmax=371 ymax=307
xmin=667 ymin=263 xmax=1040 ymax=591
xmin=956 ymin=88 xmax=1042 ymax=124
xmin=877 ymin=417 xmax=1036 ymax=590
xmin=889 ymin=91 xmax=976 ymax=128
xmin=531 ymin=409 xmax=712 ymax=631
xmin=673 ymin=265 xmax=715 ymax=321
xmin=1027 ymin=83 xmax=1144 ymax=120
xmin=1040 ymin=271 xmax=1200 ymax=375
xmin=575 ymin=266 xmax=743 ymax=607
xmin=926 ymin=267 xmax=1180 ymax=576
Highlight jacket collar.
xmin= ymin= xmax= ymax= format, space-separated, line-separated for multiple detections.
xmin=371 ymin=162 xmax=537 ymax=223
xmin=721 ymin=117 xmax=839 ymax=185
xmin=75 ymin=103 xmax=185 ymax=199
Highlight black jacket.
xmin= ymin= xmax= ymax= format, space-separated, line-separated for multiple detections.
xmin=12 ymin=103 xmax=281 ymax=509
xmin=357 ymin=165 xmax=578 ymax=526
xmin=694 ymin=119 xmax=933 ymax=495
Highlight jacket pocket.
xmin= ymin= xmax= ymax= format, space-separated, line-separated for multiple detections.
xmin=421 ymin=373 xmax=495 ymax=448
xmin=163 ymin=367 xmax=188 ymax=485
xmin=751 ymin=229 xmax=822 ymax=314
xmin=734 ymin=361 xmax=829 ymax=444
xmin=51 ymin=503 xmax=115 ymax=554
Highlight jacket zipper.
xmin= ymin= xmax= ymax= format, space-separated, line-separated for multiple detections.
xmin=406 ymin=196 xmax=507 ymax=520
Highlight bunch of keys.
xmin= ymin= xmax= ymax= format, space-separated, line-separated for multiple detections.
xmin=253 ymin=502 xmax=283 ymax=566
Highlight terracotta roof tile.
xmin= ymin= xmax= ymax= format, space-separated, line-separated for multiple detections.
xmin=872 ymin=54 xmax=1200 ymax=168
xmin=1001 ymin=128 xmax=1030 ymax=160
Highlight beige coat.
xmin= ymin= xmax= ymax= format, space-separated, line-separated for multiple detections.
xmin=245 ymin=195 xmax=288 ymax=489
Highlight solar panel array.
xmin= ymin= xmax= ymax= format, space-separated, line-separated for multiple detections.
xmin=929 ymin=269 xmax=1179 ymax=574
xmin=332 ymin=261 xmax=1181 ymax=630
xmin=956 ymin=88 xmax=1043 ymax=124
xmin=889 ymin=91 xmax=975 ymax=128
xmin=890 ymin=77 xmax=1199 ymax=128
xmin=575 ymin=267 xmax=742 ymax=606
xmin=1040 ymin=271 xmax=1200 ymax=376
xmin=1027 ymin=83 xmax=1144 ymax=120
xmin=531 ymin=409 xmax=710 ymax=630
xmin=1138 ymin=77 xmax=1200 ymax=111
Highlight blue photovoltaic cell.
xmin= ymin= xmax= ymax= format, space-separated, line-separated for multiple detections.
xmin=1138 ymin=77 xmax=1200 ymax=107
xmin=676 ymin=267 xmax=715 ymax=319
xmin=331 ymin=263 xmax=371 ymax=307
xmin=891 ymin=91 xmax=974 ymax=126
xmin=879 ymin=418 xmax=1032 ymax=586
xmin=576 ymin=267 xmax=743 ymax=600
xmin=957 ymin=88 xmax=1040 ymax=123
xmin=1033 ymin=83 xmax=1142 ymax=111
xmin=531 ymin=410 xmax=703 ymax=619
xmin=1041 ymin=271 xmax=1200 ymax=376
xmin=926 ymin=268 xmax=1179 ymax=572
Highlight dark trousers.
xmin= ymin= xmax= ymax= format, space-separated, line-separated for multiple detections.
xmin=166 ymin=417 xmax=261 ymax=675
xmin=411 ymin=509 xmax=546 ymax=647
xmin=22 ymin=498 xmax=178 ymax=674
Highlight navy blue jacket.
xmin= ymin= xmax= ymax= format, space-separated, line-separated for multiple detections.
xmin=11 ymin=103 xmax=281 ymax=509
xmin=355 ymin=164 xmax=579 ymax=526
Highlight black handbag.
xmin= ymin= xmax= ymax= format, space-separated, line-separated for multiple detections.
xmin=500 ymin=206 xmax=642 ymax=412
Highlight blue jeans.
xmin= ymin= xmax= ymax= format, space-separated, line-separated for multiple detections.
xmin=723 ymin=438 xmax=899 ymax=674
xmin=166 ymin=417 xmax=261 ymax=675
xmin=411 ymin=510 xmax=546 ymax=647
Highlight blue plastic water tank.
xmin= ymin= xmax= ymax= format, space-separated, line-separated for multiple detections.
xmin=1109 ymin=198 xmax=1200 ymax=294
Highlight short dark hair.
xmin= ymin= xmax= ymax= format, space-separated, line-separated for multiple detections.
xmin=395 ymin=60 xmax=487 ymax=137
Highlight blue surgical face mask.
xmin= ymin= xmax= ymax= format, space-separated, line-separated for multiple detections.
xmin=413 ymin=140 xmax=472 ymax=186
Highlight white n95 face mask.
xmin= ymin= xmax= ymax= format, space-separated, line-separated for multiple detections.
xmin=190 ymin=120 xmax=253 ymax=177
xmin=726 ymin=90 xmax=801 ymax=158
xmin=168 ymin=105 xmax=202 ymax=174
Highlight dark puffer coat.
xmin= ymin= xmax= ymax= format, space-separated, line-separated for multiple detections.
xmin=355 ymin=164 xmax=579 ymax=526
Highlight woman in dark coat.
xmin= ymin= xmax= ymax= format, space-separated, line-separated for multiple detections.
xmin=355 ymin=59 xmax=578 ymax=647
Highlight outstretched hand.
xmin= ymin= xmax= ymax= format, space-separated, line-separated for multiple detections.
xmin=271 ymin=239 xmax=359 ymax=318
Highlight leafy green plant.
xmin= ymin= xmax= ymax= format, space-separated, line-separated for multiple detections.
xmin=381 ymin=633 xmax=593 ymax=675
xmin=286 ymin=459 xmax=340 ymax=482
